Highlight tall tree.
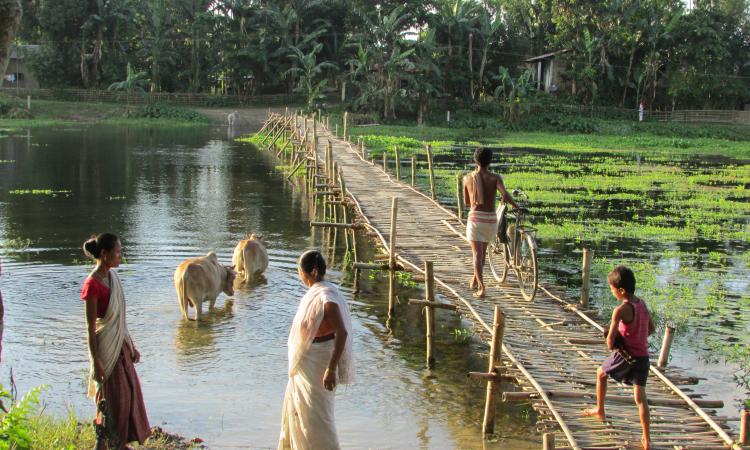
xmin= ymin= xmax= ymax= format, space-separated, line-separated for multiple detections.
xmin=0 ymin=0 xmax=22 ymax=79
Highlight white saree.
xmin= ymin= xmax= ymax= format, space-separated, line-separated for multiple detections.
xmin=278 ymin=281 xmax=354 ymax=450
xmin=87 ymin=270 xmax=132 ymax=398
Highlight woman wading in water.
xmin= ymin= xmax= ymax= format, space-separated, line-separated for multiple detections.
xmin=279 ymin=250 xmax=354 ymax=450
xmin=81 ymin=233 xmax=150 ymax=449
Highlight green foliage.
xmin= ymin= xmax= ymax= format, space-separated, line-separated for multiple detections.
xmin=131 ymin=103 xmax=207 ymax=122
xmin=0 ymin=384 xmax=48 ymax=450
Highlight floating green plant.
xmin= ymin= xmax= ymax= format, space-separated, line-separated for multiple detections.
xmin=9 ymin=189 xmax=72 ymax=197
xmin=2 ymin=237 xmax=32 ymax=251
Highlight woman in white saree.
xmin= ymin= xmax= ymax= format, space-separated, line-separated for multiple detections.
xmin=279 ymin=250 xmax=354 ymax=450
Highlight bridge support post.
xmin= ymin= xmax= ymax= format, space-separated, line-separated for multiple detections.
xmin=482 ymin=306 xmax=505 ymax=435
xmin=337 ymin=167 xmax=351 ymax=254
xmin=456 ymin=174 xmax=464 ymax=223
xmin=411 ymin=157 xmax=416 ymax=186
xmin=388 ymin=197 xmax=399 ymax=317
xmin=383 ymin=152 xmax=388 ymax=173
xmin=425 ymin=261 xmax=435 ymax=367
xmin=360 ymin=138 xmax=366 ymax=160
xmin=426 ymin=144 xmax=436 ymax=200
xmin=580 ymin=248 xmax=593 ymax=307
xmin=740 ymin=408 xmax=748 ymax=445
xmin=394 ymin=145 xmax=401 ymax=180
xmin=542 ymin=432 xmax=555 ymax=449
xmin=657 ymin=325 xmax=675 ymax=369
xmin=334 ymin=124 xmax=338 ymax=137
xmin=343 ymin=111 xmax=349 ymax=141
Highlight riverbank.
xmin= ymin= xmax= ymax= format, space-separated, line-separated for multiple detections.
xmin=0 ymin=98 xmax=209 ymax=129
xmin=27 ymin=414 xmax=203 ymax=449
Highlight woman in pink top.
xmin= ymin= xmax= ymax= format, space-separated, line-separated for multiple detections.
xmin=584 ymin=266 xmax=655 ymax=450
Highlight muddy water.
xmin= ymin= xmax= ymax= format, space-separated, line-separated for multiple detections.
xmin=0 ymin=125 xmax=536 ymax=448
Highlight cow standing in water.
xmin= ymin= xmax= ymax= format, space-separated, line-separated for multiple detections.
xmin=174 ymin=252 xmax=236 ymax=321
xmin=232 ymin=234 xmax=269 ymax=283
xmin=227 ymin=111 xmax=239 ymax=127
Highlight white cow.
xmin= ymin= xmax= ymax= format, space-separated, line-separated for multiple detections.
xmin=174 ymin=252 xmax=236 ymax=321
xmin=227 ymin=110 xmax=239 ymax=127
xmin=232 ymin=234 xmax=269 ymax=283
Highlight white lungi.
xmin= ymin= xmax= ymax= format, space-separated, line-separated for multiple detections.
xmin=466 ymin=210 xmax=498 ymax=243
xmin=279 ymin=339 xmax=340 ymax=450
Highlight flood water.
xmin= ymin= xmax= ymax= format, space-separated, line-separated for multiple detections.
xmin=0 ymin=126 xmax=537 ymax=448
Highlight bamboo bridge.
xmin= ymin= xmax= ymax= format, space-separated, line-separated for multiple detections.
xmin=255 ymin=111 xmax=746 ymax=450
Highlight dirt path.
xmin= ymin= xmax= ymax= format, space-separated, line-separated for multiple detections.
xmin=194 ymin=106 xmax=285 ymax=131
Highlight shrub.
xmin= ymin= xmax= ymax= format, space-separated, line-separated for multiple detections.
xmin=0 ymin=384 xmax=47 ymax=450
xmin=131 ymin=102 xmax=207 ymax=122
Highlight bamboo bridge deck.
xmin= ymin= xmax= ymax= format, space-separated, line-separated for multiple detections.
xmin=262 ymin=114 xmax=742 ymax=450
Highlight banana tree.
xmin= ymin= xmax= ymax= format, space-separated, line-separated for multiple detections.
xmin=107 ymin=62 xmax=148 ymax=113
xmin=493 ymin=66 xmax=534 ymax=123
xmin=285 ymin=43 xmax=337 ymax=112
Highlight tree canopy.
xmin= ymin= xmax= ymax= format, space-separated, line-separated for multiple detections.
xmin=12 ymin=0 xmax=750 ymax=114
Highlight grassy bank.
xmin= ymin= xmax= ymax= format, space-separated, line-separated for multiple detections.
xmin=0 ymin=98 xmax=209 ymax=129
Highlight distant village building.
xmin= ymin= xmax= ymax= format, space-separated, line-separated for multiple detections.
xmin=2 ymin=45 xmax=40 ymax=89
xmin=522 ymin=50 xmax=567 ymax=93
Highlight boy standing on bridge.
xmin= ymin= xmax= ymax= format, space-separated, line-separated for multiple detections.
xmin=584 ymin=265 xmax=655 ymax=449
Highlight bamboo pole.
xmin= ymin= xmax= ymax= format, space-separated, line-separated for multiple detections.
xmin=425 ymin=261 xmax=435 ymax=368
xmin=543 ymin=433 xmax=555 ymax=450
xmin=360 ymin=139 xmax=366 ymax=159
xmin=580 ymin=248 xmax=593 ymax=307
xmin=334 ymin=124 xmax=338 ymax=137
xmin=411 ymin=156 xmax=416 ymax=186
xmin=741 ymin=409 xmax=748 ymax=445
xmin=657 ymin=326 xmax=675 ymax=369
xmin=388 ymin=197 xmax=399 ymax=316
xmin=383 ymin=152 xmax=387 ymax=173
xmin=426 ymin=144 xmax=436 ymax=200
xmin=394 ymin=145 xmax=401 ymax=180
xmin=338 ymin=168 xmax=350 ymax=253
xmin=482 ymin=306 xmax=505 ymax=435
xmin=343 ymin=111 xmax=349 ymax=141
xmin=456 ymin=173 xmax=464 ymax=222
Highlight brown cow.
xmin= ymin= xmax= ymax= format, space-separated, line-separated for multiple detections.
xmin=174 ymin=252 xmax=236 ymax=321
xmin=232 ymin=234 xmax=269 ymax=283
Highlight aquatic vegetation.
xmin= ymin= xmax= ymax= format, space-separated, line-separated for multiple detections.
xmin=451 ymin=328 xmax=473 ymax=344
xmin=8 ymin=189 xmax=72 ymax=197
xmin=2 ymin=237 xmax=32 ymax=251
xmin=0 ymin=160 xmax=14 ymax=164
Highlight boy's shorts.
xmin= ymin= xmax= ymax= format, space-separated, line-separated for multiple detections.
xmin=602 ymin=351 xmax=650 ymax=386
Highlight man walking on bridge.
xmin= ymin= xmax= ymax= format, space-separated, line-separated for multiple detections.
xmin=463 ymin=147 xmax=518 ymax=298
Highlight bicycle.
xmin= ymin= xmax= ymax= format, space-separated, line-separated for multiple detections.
xmin=487 ymin=189 xmax=539 ymax=301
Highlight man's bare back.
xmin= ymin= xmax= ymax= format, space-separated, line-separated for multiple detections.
xmin=464 ymin=171 xmax=503 ymax=212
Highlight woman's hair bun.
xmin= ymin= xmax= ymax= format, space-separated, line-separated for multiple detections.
xmin=83 ymin=237 xmax=99 ymax=259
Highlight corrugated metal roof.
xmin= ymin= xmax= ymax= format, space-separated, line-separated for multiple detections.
xmin=522 ymin=50 xmax=567 ymax=63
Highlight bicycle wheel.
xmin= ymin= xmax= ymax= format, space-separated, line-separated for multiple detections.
xmin=517 ymin=233 xmax=538 ymax=301
xmin=487 ymin=236 xmax=510 ymax=284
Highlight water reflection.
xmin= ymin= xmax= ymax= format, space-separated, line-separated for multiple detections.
xmin=0 ymin=125 xmax=538 ymax=448
xmin=174 ymin=300 xmax=235 ymax=362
